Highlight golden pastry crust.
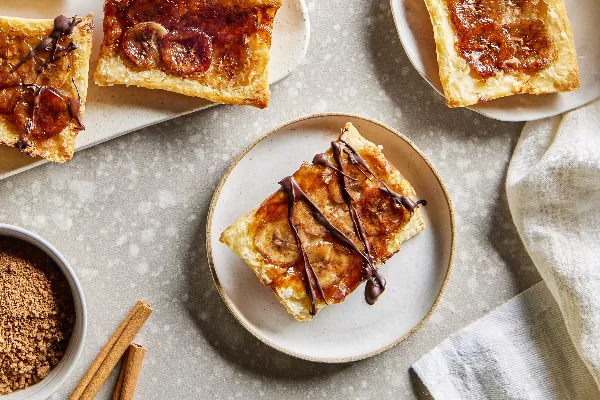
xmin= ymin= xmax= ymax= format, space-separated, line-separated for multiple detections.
xmin=0 ymin=14 xmax=94 ymax=162
xmin=220 ymin=123 xmax=426 ymax=321
xmin=423 ymin=0 xmax=579 ymax=107
xmin=94 ymin=0 xmax=282 ymax=109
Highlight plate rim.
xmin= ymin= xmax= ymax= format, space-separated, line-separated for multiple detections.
xmin=205 ymin=113 xmax=456 ymax=363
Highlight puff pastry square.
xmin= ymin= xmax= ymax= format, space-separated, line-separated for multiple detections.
xmin=220 ymin=123 xmax=426 ymax=321
xmin=424 ymin=0 xmax=579 ymax=107
xmin=94 ymin=0 xmax=282 ymax=109
xmin=0 ymin=14 xmax=94 ymax=162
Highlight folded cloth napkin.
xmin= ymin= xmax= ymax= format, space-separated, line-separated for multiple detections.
xmin=412 ymin=98 xmax=600 ymax=399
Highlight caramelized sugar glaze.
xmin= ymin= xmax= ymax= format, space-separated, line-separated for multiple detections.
xmin=104 ymin=0 xmax=277 ymax=81
xmin=0 ymin=16 xmax=84 ymax=148
xmin=249 ymin=134 xmax=424 ymax=315
xmin=446 ymin=0 xmax=555 ymax=79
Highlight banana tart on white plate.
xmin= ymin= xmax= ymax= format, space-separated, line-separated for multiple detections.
xmin=424 ymin=0 xmax=579 ymax=107
xmin=220 ymin=123 xmax=427 ymax=321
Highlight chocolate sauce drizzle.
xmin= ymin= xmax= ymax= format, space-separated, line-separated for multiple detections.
xmin=279 ymin=177 xmax=327 ymax=316
xmin=341 ymin=140 xmax=427 ymax=212
xmin=280 ymin=133 xmax=427 ymax=312
xmin=5 ymin=16 xmax=81 ymax=77
xmin=0 ymin=15 xmax=84 ymax=147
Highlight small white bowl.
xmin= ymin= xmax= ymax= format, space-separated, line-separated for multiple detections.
xmin=0 ymin=224 xmax=87 ymax=400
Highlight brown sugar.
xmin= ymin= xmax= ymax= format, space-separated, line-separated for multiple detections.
xmin=0 ymin=237 xmax=75 ymax=395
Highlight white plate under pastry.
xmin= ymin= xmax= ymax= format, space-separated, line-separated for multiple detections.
xmin=0 ymin=0 xmax=310 ymax=179
xmin=391 ymin=0 xmax=600 ymax=122
xmin=207 ymin=114 xmax=454 ymax=362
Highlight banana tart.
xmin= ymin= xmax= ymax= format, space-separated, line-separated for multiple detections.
xmin=94 ymin=0 xmax=282 ymax=109
xmin=220 ymin=123 xmax=426 ymax=321
xmin=424 ymin=0 xmax=579 ymax=107
xmin=0 ymin=14 xmax=94 ymax=162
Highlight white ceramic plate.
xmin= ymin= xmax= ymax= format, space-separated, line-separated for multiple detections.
xmin=391 ymin=0 xmax=600 ymax=122
xmin=207 ymin=114 xmax=454 ymax=362
xmin=0 ymin=0 xmax=310 ymax=179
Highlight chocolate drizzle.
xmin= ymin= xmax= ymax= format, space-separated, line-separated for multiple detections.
xmin=0 ymin=15 xmax=84 ymax=148
xmin=68 ymin=78 xmax=84 ymax=130
xmin=3 ymin=16 xmax=81 ymax=80
xmin=312 ymin=153 xmax=356 ymax=181
xmin=341 ymin=140 xmax=427 ymax=212
xmin=279 ymin=177 xmax=326 ymax=316
xmin=280 ymin=132 xmax=427 ymax=310
xmin=329 ymin=141 xmax=386 ymax=304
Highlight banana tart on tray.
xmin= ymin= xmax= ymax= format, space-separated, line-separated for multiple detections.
xmin=220 ymin=123 xmax=427 ymax=321
xmin=0 ymin=14 xmax=94 ymax=162
xmin=94 ymin=0 xmax=282 ymax=109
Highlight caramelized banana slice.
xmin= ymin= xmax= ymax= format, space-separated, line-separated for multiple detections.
xmin=358 ymin=188 xmax=407 ymax=236
xmin=33 ymin=88 xmax=70 ymax=139
xmin=327 ymin=177 xmax=345 ymax=204
xmin=255 ymin=219 xmax=299 ymax=267
xmin=304 ymin=241 xmax=350 ymax=288
xmin=160 ymin=28 xmax=212 ymax=76
xmin=458 ymin=21 xmax=514 ymax=78
xmin=122 ymin=22 xmax=168 ymax=68
xmin=14 ymin=89 xmax=70 ymax=140
xmin=218 ymin=43 xmax=250 ymax=80
xmin=294 ymin=201 xmax=326 ymax=237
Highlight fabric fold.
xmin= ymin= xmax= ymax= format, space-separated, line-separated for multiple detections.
xmin=412 ymin=283 xmax=600 ymax=399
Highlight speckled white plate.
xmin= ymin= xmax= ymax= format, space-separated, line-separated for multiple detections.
xmin=0 ymin=0 xmax=310 ymax=179
xmin=391 ymin=0 xmax=600 ymax=121
xmin=207 ymin=114 xmax=454 ymax=362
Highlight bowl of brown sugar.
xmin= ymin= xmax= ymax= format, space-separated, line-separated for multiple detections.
xmin=0 ymin=224 xmax=86 ymax=399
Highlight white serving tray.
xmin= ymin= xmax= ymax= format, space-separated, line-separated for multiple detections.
xmin=0 ymin=0 xmax=310 ymax=179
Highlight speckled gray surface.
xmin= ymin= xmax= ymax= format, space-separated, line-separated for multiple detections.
xmin=0 ymin=0 xmax=541 ymax=399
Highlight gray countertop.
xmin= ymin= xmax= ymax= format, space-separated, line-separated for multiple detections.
xmin=0 ymin=0 xmax=540 ymax=399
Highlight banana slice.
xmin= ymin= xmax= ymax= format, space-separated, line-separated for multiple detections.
xmin=304 ymin=241 xmax=350 ymax=288
xmin=122 ymin=22 xmax=168 ymax=68
xmin=13 ymin=89 xmax=70 ymax=140
xmin=32 ymin=88 xmax=70 ymax=138
xmin=327 ymin=178 xmax=345 ymax=204
xmin=159 ymin=27 xmax=212 ymax=76
xmin=218 ymin=42 xmax=250 ymax=80
xmin=293 ymin=201 xmax=327 ymax=237
xmin=357 ymin=188 xmax=406 ymax=236
xmin=255 ymin=219 xmax=300 ymax=267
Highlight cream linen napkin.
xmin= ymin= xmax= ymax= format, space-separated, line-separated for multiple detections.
xmin=412 ymin=98 xmax=600 ymax=399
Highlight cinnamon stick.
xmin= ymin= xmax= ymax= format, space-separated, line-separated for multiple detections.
xmin=111 ymin=348 xmax=128 ymax=400
xmin=70 ymin=300 xmax=152 ymax=400
xmin=118 ymin=344 xmax=146 ymax=400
